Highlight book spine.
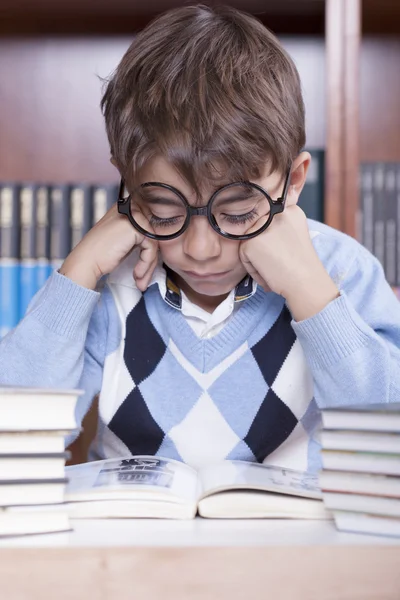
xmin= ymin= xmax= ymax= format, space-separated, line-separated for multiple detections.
xmin=373 ymin=163 xmax=385 ymax=270
xmin=106 ymin=183 xmax=118 ymax=211
xmin=360 ymin=163 xmax=374 ymax=254
xmin=0 ymin=184 xmax=20 ymax=338
xmin=70 ymin=184 xmax=93 ymax=249
xmin=384 ymin=163 xmax=397 ymax=286
xmin=92 ymin=183 xmax=118 ymax=225
xmin=19 ymin=184 xmax=37 ymax=319
xmin=36 ymin=185 xmax=52 ymax=291
xmin=50 ymin=184 xmax=71 ymax=271
xmin=397 ymin=164 xmax=400 ymax=288
xmin=297 ymin=149 xmax=324 ymax=222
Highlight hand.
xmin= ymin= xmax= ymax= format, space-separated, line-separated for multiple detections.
xmin=60 ymin=204 xmax=159 ymax=291
xmin=239 ymin=205 xmax=339 ymax=320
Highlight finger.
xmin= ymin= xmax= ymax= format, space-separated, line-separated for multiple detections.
xmin=134 ymin=239 xmax=158 ymax=279
xmin=135 ymin=256 xmax=159 ymax=291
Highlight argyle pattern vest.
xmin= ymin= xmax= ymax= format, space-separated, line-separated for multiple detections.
xmin=91 ymin=262 xmax=320 ymax=471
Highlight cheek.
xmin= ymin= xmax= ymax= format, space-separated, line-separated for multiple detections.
xmin=158 ymin=239 xmax=181 ymax=263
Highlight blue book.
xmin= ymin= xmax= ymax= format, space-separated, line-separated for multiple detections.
xmin=35 ymin=185 xmax=52 ymax=291
xmin=19 ymin=184 xmax=37 ymax=320
xmin=0 ymin=183 xmax=20 ymax=338
xmin=50 ymin=184 xmax=71 ymax=272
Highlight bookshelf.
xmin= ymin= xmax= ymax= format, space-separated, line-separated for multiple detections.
xmin=1 ymin=0 xmax=399 ymax=463
xmin=1 ymin=1 xmax=399 ymax=231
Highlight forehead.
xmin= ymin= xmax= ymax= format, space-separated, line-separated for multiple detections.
xmin=135 ymin=155 xmax=283 ymax=198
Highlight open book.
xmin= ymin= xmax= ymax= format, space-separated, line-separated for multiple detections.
xmin=65 ymin=456 xmax=331 ymax=520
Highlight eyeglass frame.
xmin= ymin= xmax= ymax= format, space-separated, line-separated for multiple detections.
xmin=117 ymin=167 xmax=292 ymax=241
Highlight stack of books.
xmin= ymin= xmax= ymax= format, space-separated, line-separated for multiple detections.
xmin=0 ymin=386 xmax=82 ymax=537
xmin=319 ymin=402 xmax=400 ymax=537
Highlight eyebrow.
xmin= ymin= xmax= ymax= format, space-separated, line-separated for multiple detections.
xmin=212 ymin=188 xmax=259 ymax=207
xmin=138 ymin=181 xmax=259 ymax=206
xmin=138 ymin=191 xmax=184 ymax=206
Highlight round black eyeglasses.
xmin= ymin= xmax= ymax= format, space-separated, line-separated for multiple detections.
xmin=117 ymin=169 xmax=291 ymax=241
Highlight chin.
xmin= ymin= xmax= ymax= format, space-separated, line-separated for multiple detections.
xmin=183 ymin=278 xmax=240 ymax=297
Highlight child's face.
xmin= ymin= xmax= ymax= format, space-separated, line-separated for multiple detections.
xmin=136 ymin=155 xmax=288 ymax=302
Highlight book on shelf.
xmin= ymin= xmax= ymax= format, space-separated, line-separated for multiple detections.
xmin=92 ymin=183 xmax=118 ymax=224
xmin=373 ymin=163 xmax=385 ymax=272
xmin=384 ymin=163 xmax=397 ymax=286
xmin=50 ymin=184 xmax=71 ymax=271
xmin=359 ymin=162 xmax=400 ymax=287
xmin=319 ymin=401 xmax=400 ymax=537
xmin=0 ymin=179 xmax=119 ymax=337
xmin=0 ymin=386 xmax=82 ymax=537
xmin=19 ymin=184 xmax=37 ymax=320
xmin=35 ymin=184 xmax=52 ymax=292
xmin=70 ymin=184 xmax=93 ymax=249
xmin=297 ymin=148 xmax=324 ymax=222
xmin=359 ymin=163 xmax=374 ymax=253
xmin=64 ymin=455 xmax=331 ymax=520
xmin=0 ymin=183 xmax=20 ymax=338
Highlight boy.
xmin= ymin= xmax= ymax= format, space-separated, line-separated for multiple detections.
xmin=1 ymin=5 xmax=400 ymax=473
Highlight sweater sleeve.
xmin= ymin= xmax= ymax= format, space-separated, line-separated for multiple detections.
xmin=291 ymin=245 xmax=400 ymax=408
xmin=0 ymin=271 xmax=106 ymax=439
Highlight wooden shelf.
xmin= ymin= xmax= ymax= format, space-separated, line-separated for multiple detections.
xmin=363 ymin=0 xmax=400 ymax=34
xmin=360 ymin=37 xmax=400 ymax=162
xmin=1 ymin=0 xmax=325 ymax=35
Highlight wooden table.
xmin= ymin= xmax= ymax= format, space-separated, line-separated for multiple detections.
xmin=0 ymin=518 xmax=399 ymax=599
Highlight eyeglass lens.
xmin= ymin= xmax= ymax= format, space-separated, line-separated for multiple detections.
xmin=128 ymin=183 xmax=271 ymax=238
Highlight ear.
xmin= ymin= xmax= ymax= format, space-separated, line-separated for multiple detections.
xmin=110 ymin=156 xmax=120 ymax=171
xmin=286 ymin=151 xmax=311 ymax=206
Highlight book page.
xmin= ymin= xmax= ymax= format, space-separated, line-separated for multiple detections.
xmin=66 ymin=455 xmax=199 ymax=504
xmin=198 ymin=460 xmax=322 ymax=500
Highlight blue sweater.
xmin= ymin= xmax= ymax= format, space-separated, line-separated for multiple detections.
xmin=1 ymin=220 xmax=400 ymax=472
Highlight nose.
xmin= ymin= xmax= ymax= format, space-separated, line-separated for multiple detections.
xmin=182 ymin=216 xmax=221 ymax=260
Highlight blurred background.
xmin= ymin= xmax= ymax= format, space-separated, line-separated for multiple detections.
xmin=1 ymin=0 xmax=399 ymax=463
xmin=0 ymin=0 xmax=400 ymax=333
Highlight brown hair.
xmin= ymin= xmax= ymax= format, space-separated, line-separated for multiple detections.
xmin=101 ymin=4 xmax=305 ymax=195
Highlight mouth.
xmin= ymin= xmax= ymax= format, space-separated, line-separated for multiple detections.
xmin=182 ymin=270 xmax=230 ymax=280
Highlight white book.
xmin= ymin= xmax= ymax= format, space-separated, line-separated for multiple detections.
xmin=319 ymin=470 xmax=400 ymax=498
xmin=333 ymin=510 xmax=400 ymax=538
xmin=321 ymin=449 xmax=400 ymax=476
xmin=320 ymin=430 xmax=400 ymax=453
xmin=64 ymin=456 xmax=331 ymax=520
xmin=0 ymin=479 xmax=67 ymax=506
xmin=323 ymin=492 xmax=400 ymax=518
xmin=321 ymin=403 xmax=400 ymax=432
xmin=0 ymin=453 xmax=70 ymax=481
xmin=0 ymin=387 xmax=83 ymax=431
xmin=0 ymin=505 xmax=70 ymax=537
xmin=0 ymin=430 xmax=79 ymax=455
